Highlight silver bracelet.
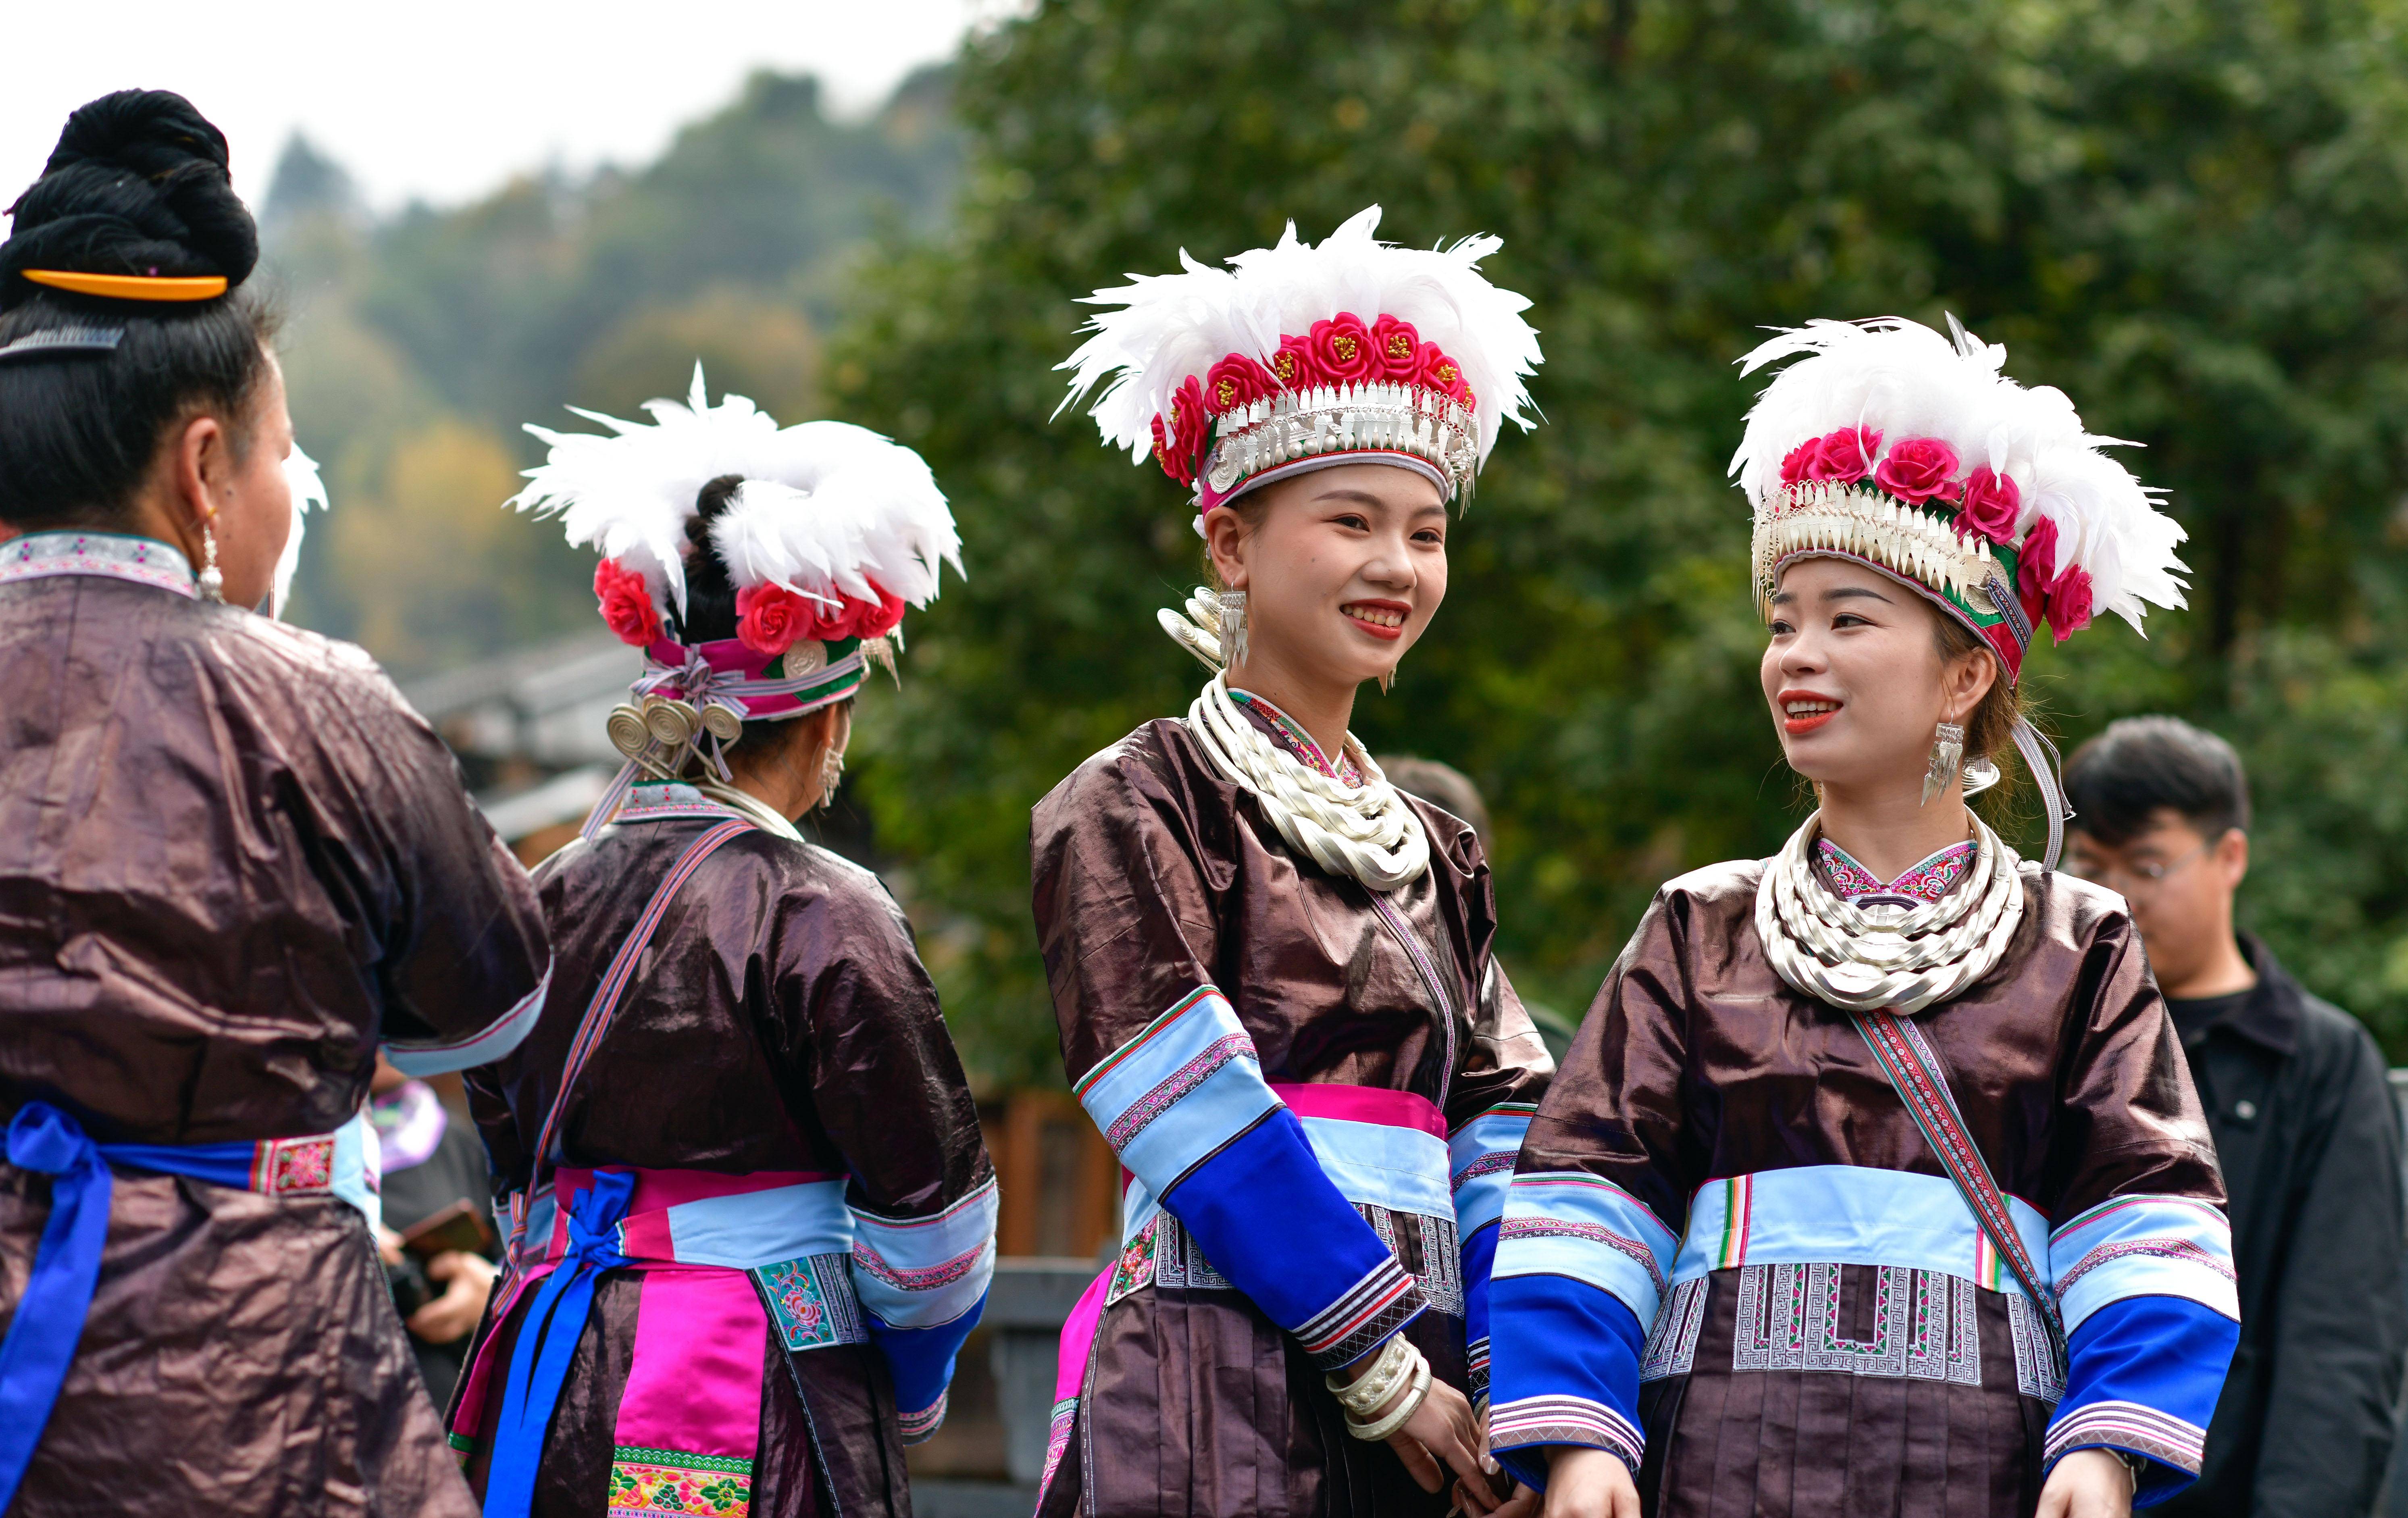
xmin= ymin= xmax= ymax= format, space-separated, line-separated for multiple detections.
xmin=1344 ymin=1352 xmax=1433 ymax=1442
xmin=1325 ymin=1335 xmax=1418 ymax=1418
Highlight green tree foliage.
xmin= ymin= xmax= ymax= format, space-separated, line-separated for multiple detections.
xmin=267 ymin=69 xmax=959 ymax=674
xmin=831 ymin=0 xmax=2408 ymax=1081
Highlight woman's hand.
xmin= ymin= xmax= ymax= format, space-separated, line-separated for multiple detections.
xmin=1357 ymin=1367 xmax=1501 ymax=1513
xmin=1533 ymin=1446 xmax=1640 ymax=1518
xmin=406 ymin=1250 xmax=497 ymax=1345
xmin=2038 ymin=1448 xmax=2134 ymax=1518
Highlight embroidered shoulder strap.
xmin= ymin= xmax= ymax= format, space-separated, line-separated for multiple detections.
xmin=505 ymin=816 xmax=755 ymax=1262
xmin=1850 ymin=1007 xmax=2066 ymax=1345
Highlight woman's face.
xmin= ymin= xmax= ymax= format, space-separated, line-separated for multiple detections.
xmin=212 ymin=353 xmax=296 ymax=610
xmin=1206 ymin=462 xmax=1449 ymax=693
xmin=1759 ymin=556 xmax=1994 ymax=794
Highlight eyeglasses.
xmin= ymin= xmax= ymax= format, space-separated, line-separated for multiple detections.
xmin=2063 ymin=840 xmax=2211 ymax=897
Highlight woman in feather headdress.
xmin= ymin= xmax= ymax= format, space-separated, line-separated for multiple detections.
xmin=1486 ymin=318 xmax=2236 ymax=1518
xmin=1033 ymin=206 xmax=1553 ymax=1518
xmin=446 ymin=370 xmax=997 ymax=1518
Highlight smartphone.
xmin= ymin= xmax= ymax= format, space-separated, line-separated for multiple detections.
xmin=401 ymin=1199 xmax=496 ymax=1262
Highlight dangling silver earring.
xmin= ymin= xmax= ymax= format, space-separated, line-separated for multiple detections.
xmin=1378 ymin=665 xmax=1395 ymax=695
xmin=1218 ymin=589 xmax=1249 ymax=669
xmin=197 ymin=524 xmax=225 ymax=603
xmin=818 ymin=744 xmax=845 ymax=804
xmin=1921 ymin=720 xmax=1965 ymax=807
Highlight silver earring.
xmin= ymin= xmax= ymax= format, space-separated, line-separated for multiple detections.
xmin=818 ymin=745 xmax=845 ymax=803
xmin=1218 ymin=589 xmax=1249 ymax=668
xmin=1378 ymin=665 xmax=1395 ymax=695
xmin=198 ymin=525 xmax=225 ymax=603
xmin=1921 ymin=720 xmax=1966 ymax=807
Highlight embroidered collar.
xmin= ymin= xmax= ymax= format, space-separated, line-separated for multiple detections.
xmin=0 ymin=529 xmax=196 ymax=598
xmin=1227 ymin=688 xmax=1364 ymax=787
xmin=366 ymin=1079 xmax=450 ymax=1174
xmin=1815 ymin=836 xmax=1978 ymax=907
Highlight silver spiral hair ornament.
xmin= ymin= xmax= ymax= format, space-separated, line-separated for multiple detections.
xmin=1755 ymin=810 xmax=2025 ymax=1016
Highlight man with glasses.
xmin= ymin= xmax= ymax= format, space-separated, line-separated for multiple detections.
xmin=2065 ymin=715 xmax=2404 ymax=1518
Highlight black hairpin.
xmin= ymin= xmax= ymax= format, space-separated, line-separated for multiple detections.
xmin=0 ymin=326 xmax=126 ymax=365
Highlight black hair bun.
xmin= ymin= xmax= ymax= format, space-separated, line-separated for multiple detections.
xmin=0 ymin=90 xmax=257 ymax=308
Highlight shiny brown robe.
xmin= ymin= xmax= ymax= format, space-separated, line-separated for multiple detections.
xmin=1032 ymin=715 xmax=1552 ymax=1518
xmin=1524 ymin=859 xmax=2224 ymax=1518
xmin=458 ymin=799 xmax=995 ymax=1518
xmin=0 ymin=568 xmax=551 ymax=1517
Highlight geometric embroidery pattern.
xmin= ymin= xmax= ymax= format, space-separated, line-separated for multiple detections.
xmin=1101 ymin=1034 xmax=1256 ymax=1152
xmin=608 ymin=1446 xmax=753 ymax=1518
xmin=2005 ymin=1289 xmax=2067 ymax=1404
xmin=1639 ymin=1275 xmax=1711 ymax=1381
xmin=1731 ymin=1262 xmax=1981 ymax=1386
xmin=751 ymin=1254 xmax=868 ymax=1352
xmin=252 ymin=1136 xmax=337 ymax=1196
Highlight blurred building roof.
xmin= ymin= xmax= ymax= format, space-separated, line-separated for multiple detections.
xmin=400 ymin=629 xmax=638 ymax=844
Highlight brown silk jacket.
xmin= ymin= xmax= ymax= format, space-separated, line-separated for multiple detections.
xmin=1031 ymin=715 xmax=1551 ymax=1518
xmin=0 ymin=561 xmax=551 ymax=1517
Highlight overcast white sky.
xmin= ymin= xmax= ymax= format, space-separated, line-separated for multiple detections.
xmin=1 ymin=0 xmax=1007 ymax=216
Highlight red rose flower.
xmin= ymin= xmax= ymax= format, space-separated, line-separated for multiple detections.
xmin=1271 ymin=334 xmax=1317 ymax=391
xmin=2015 ymin=514 xmax=2059 ymax=631
xmin=1307 ymin=313 xmax=1378 ymax=385
xmin=1779 ymin=436 xmax=1825 ymax=486
xmin=1871 ymin=436 xmax=1961 ymax=503
xmin=1204 ymin=354 xmax=1275 ymax=415
xmin=1790 ymin=426 xmax=1884 ymax=485
xmin=2044 ymin=566 xmax=2094 ymax=643
xmin=1415 ymin=343 xmax=1476 ymax=410
xmin=735 ymin=582 xmax=810 ymax=655
xmin=1151 ymin=375 xmax=1210 ymax=486
xmin=845 ymin=584 xmax=907 ymax=640
xmin=1369 ymin=315 xmax=1424 ymax=381
xmin=1956 ymin=466 xmax=2021 ymax=543
xmin=593 ymin=558 xmax=662 ymax=647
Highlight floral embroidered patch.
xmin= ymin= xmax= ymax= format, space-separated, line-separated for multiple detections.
xmin=752 ymin=1254 xmax=866 ymax=1350
xmin=254 ymin=1136 xmax=336 ymax=1195
xmin=1106 ymin=1217 xmax=1157 ymax=1304
xmin=609 ymin=1447 xmax=753 ymax=1518
xmin=1815 ymin=837 xmax=1977 ymax=905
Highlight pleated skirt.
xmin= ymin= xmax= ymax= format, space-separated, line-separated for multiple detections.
xmin=1635 ymin=1264 xmax=2057 ymax=1518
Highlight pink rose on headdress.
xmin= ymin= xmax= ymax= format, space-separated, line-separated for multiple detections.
xmin=1270 ymin=335 xmax=1316 ymax=391
xmin=1203 ymin=354 xmax=1275 ymax=416
xmin=1307 ymin=314 xmax=1378 ymax=385
xmin=1956 ymin=466 xmax=2021 ymax=544
xmin=1152 ymin=374 xmax=1209 ymax=486
xmin=835 ymin=584 xmax=907 ymax=641
xmin=1872 ymin=437 xmax=1961 ymax=503
xmin=1783 ymin=426 xmax=1884 ymax=485
xmin=593 ymin=559 xmax=662 ymax=647
xmin=2044 ymin=566 xmax=2094 ymax=643
xmin=2016 ymin=514 xmax=2058 ymax=631
xmin=1416 ymin=343 xmax=1474 ymax=410
xmin=736 ymin=582 xmax=809 ymax=656
xmin=1369 ymin=315 xmax=1424 ymax=381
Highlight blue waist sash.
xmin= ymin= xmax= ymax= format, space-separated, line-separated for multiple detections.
xmin=0 ymin=1101 xmax=375 ymax=1510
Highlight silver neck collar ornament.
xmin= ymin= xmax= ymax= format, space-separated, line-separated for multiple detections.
xmin=1158 ymin=591 xmax=1429 ymax=892
xmin=1755 ymin=809 xmax=2025 ymax=1016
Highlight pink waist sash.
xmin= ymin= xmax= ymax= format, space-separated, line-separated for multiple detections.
xmin=454 ymin=1164 xmax=856 ymax=1514
xmin=1270 ymin=1081 xmax=1447 ymax=1137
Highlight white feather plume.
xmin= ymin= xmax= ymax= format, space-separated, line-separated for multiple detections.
xmin=510 ymin=365 xmax=962 ymax=620
xmin=270 ymin=445 xmax=329 ymax=621
xmin=1730 ymin=316 xmax=2187 ymax=630
xmin=1059 ymin=205 xmax=1542 ymax=468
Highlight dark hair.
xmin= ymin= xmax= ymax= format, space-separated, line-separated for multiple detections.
xmin=676 ymin=474 xmax=848 ymax=763
xmin=0 ymin=90 xmax=278 ymax=530
xmin=1929 ymin=609 xmax=2023 ymax=773
xmin=2063 ymin=715 xmax=2250 ymax=846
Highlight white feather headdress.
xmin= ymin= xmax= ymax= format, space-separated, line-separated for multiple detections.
xmin=1731 ymin=316 xmax=2187 ymax=639
xmin=510 ymin=364 xmax=962 ymax=623
xmin=269 ymin=445 xmax=328 ymax=620
xmin=1059 ymin=206 xmax=1542 ymax=507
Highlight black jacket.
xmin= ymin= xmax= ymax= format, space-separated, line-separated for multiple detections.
xmin=2158 ymin=936 xmax=2405 ymax=1518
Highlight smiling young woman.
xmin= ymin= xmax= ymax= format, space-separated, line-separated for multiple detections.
xmin=1486 ymin=318 xmax=2237 ymax=1518
xmin=1030 ymin=208 xmax=1551 ymax=1518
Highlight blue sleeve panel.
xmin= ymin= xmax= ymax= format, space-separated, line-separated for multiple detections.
xmin=2052 ymin=1293 xmax=2239 ymax=1508
xmin=1487 ymin=1271 xmax=1648 ymax=1490
xmin=1461 ymin=1219 xmax=1500 ymax=1364
xmin=870 ymin=1285 xmax=989 ymax=1424
xmin=1162 ymin=1108 xmax=1422 ymax=1366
